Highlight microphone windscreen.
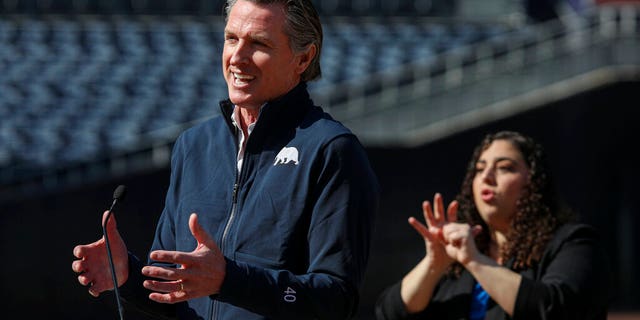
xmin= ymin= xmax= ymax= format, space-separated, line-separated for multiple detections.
xmin=112 ymin=185 xmax=127 ymax=202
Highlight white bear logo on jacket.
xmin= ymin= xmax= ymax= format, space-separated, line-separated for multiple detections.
xmin=274 ymin=147 xmax=299 ymax=166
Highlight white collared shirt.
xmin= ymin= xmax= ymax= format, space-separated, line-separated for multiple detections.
xmin=230 ymin=106 xmax=261 ymax=173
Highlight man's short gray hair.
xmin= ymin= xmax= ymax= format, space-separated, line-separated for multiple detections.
xmin=225 ymin=0 xmax=323 ymax=82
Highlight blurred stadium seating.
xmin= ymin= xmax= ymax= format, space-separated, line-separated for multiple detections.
xmin=3 ymin=3 xmax=639 ymax=201
xmin=0 ymin=0 xmax=457 ymax=16
xmin=0 ymin=1 xmax=638 ymax=197
xmin=0 ymin=8 xmax=520 ymax=198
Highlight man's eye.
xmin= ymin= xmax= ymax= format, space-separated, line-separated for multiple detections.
xmin=253 ymin=41 xmax=268 ymax=47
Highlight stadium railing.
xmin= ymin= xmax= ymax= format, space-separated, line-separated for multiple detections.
xmin=321 ymin=4 xmax=640 ymax=147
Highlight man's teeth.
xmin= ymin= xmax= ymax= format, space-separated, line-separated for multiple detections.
xmin=234 ymin=73 xmax=253 ymax=80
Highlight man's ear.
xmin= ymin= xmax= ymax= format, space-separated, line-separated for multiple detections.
xmin=294 ymin=44 xmax=317 ymax=75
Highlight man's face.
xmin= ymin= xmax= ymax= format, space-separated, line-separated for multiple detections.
xmin=222 ymin=0 xmax=308 ymax=110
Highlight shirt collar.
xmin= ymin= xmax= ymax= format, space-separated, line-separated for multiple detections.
xmin=230 ymin=104 xmax=265 ymax=135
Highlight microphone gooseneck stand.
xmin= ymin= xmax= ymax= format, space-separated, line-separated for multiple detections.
xmin=104 ymin=185 xmax=127 ymax=320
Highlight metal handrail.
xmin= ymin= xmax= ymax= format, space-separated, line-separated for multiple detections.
xmin=319 ymin=4 xmax=639 ymax=123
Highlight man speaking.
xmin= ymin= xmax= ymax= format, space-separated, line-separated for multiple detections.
xmin=71 ymin=0 xmax=380 ymax=319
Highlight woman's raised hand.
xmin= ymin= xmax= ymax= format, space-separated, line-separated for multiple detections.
xmin=408 ymin=193 xmax=458 ymax=273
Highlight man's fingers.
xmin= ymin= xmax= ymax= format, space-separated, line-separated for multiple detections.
xmin=101 ymin=210 xmax=118 ymax=232
xmin=73 ymin=243 xmax=96 ymax=259
xmin=143 ymin=279 xmax=185 ymax=294
xmin=72 ymin=259 xmax=85 ymax=273
xmin=148 ymin=291 xmax=187 ymax=304
xmin=188 ymin=213 xmax=217 ymax=249
xmin=142 ymin=265 xmax=184 ymax=281
xmin=147 ymin=214 xmax=221 ymax=272
xmin=88 ymin=288 xmax=100 ymax=297
xmin=81 ymin=275 xmax=106 ymax=297
xmin=73 ymin=246 xmax=83 ymax=259
xmin=77 ymin=273 xmax=92 ymax=286
xmin=149 ymin=249 xmax=194 ymax=265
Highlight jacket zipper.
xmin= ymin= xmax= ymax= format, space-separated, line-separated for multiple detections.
xmin=213 ymin=127 xmax=245 ymax=320
xmin=221 ymin=182 xmax=239 ymax=246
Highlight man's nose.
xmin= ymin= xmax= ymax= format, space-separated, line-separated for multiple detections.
xmin=230 ymin=41 xmax=249 ymax=65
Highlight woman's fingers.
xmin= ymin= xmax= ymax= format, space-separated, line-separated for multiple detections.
xmin=471 ymin=225 xmax=483 ymax=236
xmin=425 ymin=194 xmax=457 ymax=225
xmin=433 ymin=193 xmax=444 ymax=221
xmin=422 ymin=201 xmax=437 ymax=228
xmin=447 ymin=200 xmax=458 ymax=222
xmin=408 ymin=217 xmax=430 ymax=239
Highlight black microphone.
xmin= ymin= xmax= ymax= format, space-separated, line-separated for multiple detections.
xmin=103 ymin=185 xmax=127 ymax=320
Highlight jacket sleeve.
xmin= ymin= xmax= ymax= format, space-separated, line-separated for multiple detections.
xmin=117 ymin=134 xmax=188 ymax=319
xmin=216 ymin=134 xmax=380 ymax=319
xmin=513 ymin=224 xmax=611 ymax=320
xmin=374 ymin=281 xmax=415 ymax=320
xmin=119 ymin=254 xmax=178 ymax=320
xmin=374 ymin=276 xmax=466 ymax=320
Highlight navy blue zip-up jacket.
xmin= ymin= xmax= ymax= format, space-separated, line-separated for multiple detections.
xmin=121 ymin=83 xmax=380 ymax=320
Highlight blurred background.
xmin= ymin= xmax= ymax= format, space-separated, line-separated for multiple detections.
xmin=0 ymin=0 xmax=638 ymax=319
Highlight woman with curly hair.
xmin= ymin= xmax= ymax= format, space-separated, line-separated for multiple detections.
xmin=375 ymin=131 xmax=610 ymax=320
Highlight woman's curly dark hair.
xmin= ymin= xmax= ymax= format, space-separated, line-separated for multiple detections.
xmin=453 ymin=131 xmax=575 ymax=273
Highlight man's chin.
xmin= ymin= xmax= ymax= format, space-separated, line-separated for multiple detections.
xmin=229 ymin=95 xmax=262 ymax=110
xmin=228 ymin=91 xmax=250 ymax=104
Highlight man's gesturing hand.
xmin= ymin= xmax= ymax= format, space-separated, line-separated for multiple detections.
xmin=142 ymin=213 xmax=226 ymax=304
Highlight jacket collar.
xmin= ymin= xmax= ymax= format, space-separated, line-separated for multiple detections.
xmin=219 ymin=82 xmax=313 ymax=135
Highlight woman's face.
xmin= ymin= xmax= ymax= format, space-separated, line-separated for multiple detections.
xmin=472 ymin=139 xmax=530 ymax=232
